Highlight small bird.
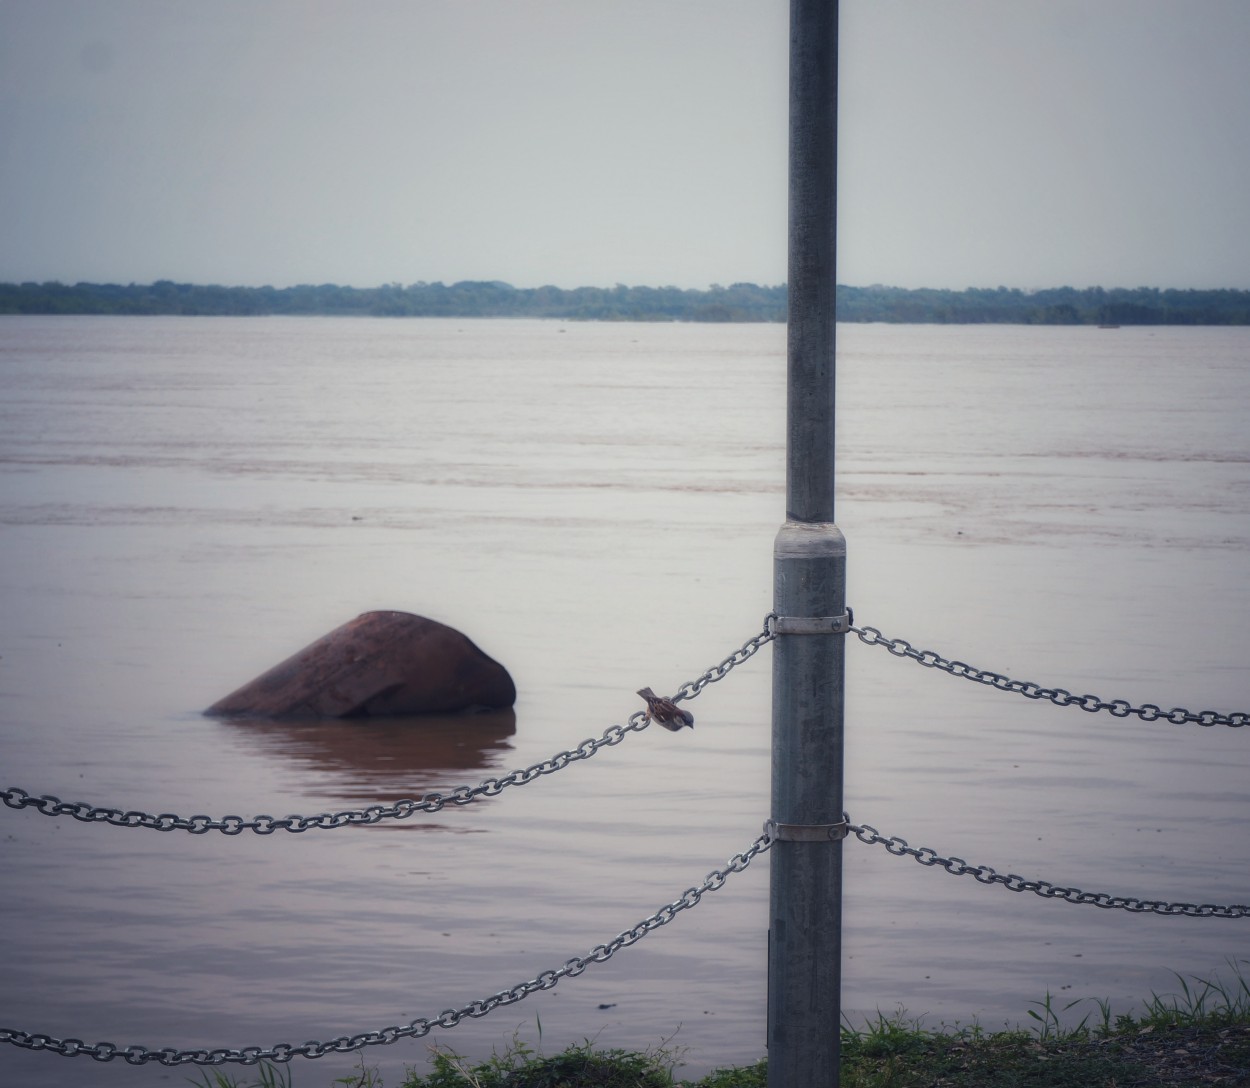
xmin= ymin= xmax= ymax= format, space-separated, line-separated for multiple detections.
xmin=636 ymin=687 xmax=694 ymax=731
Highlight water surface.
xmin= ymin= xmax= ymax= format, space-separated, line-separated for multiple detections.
xmin=1 ymin=317 xmax=1247 ymax=1086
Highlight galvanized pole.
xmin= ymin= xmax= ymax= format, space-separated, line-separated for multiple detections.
xmin=767 ymin=1 xmax=843 ymax=1086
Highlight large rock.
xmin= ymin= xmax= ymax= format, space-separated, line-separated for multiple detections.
xmin=206 ymin=610 xmax=515 ymax=718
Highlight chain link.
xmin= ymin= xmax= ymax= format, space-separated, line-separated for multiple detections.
xmin=672 ymin=615 xmax=775 ymax=702
xmin=849 ymin=820 xmax=1250 ymax=918
xmin=0 ymin=833 xmax=771 ymax=1067
xmin=851 ymin=623 xmax=1249 ymax=728
xmin=0 ymin=715 xmax=650 ymax=834
xmin=1 ymin=620 xmax=776 ymax=835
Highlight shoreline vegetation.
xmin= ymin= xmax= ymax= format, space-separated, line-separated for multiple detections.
xmin=186 ymin=966 xmax=1250 ymax=1088
xmin=4 ymin=279 xmax=1250 ymax=325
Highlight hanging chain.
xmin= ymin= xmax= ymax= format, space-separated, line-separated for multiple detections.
xmin=850 ymin=623 xmax=1249 ymax=728
xmin=0 ymin=621 xmax=777 ymax=835
xmin=0 ymin=717 xmax=650 ymax=833
xmin=672 ymin=615 xmax=775 ymax=702
xmin=0 ymin=832 xmax=771 ymax=1067
xmin=848 ymin=820 xmax=1250 ymax=918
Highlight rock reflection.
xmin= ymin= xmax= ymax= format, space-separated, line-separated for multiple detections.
xmin=217 ymin=710 xmax=517 ymax=821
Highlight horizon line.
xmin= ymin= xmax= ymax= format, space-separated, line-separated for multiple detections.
xmin=5 ymin=277 xmax=1250 ymax=294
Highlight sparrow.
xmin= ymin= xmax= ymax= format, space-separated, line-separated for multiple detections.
xmin=637 ymin=687 xmax=694 ymax=731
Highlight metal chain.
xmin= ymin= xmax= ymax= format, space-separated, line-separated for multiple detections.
xmin=851 ymin=623 xmax=1249 ymax=728
xmin=0 ymin=620 xmax=777 ymax=834
xmin=673 ymin=616 xmax=775 ymax=702
xmin=0 ymin=715 xmax=648 ymax=833
xmin=0 ymin=833 xmax=771 ymax=1067
xmin=849 ymin=820 xmax=1250 ymax=918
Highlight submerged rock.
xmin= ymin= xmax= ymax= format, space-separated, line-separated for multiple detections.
xmin=206 ymin=610 xmax=515 ymax=719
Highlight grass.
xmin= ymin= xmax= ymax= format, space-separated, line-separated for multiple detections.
xmin=188 ymin=960 xmax=1250 ymax=1088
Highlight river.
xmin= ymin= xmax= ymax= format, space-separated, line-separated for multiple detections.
xmin=1 ymin=316 xmax=1247 ymax=1086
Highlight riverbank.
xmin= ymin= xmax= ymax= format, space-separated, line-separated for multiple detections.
xmin=188 ymin=967 xmax=1250 ymax=1088
xmin=6 ymin=280 xmax=1250 ymax=324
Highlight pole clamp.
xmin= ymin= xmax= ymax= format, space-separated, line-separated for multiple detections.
xmin=764 ymin=818 xmax=849 ymax=843
xmin=766 ymin=608 xmax=853 ymax=636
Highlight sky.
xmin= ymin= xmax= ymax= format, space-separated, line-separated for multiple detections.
xmin=1 ymin=0 xmax=1249 ymax=292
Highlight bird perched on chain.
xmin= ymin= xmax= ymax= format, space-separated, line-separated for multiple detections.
xmin=636 ymin=687 xmax=694 ymax=731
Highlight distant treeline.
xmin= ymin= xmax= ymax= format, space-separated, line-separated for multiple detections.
xmin=0 ymin=279 xmax=786 ymax=322
xmin=3 ymin=279 xmax=1250 ymax=325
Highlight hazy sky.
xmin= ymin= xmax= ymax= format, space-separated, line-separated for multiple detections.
xmin=2 ymin=1 xmax=1249 ymax=291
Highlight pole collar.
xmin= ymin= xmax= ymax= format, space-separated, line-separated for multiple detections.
xmin=764 ymin=818 xmax=849 ymax=842
xmin=773 ymin=520 xmax=846 ymax=559
xmin=767 ymin=608 xmax=853 ymax=636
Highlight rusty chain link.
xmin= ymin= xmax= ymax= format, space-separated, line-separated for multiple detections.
xmin=850 ymin=623 xmax=1249 ymax=728
xmin=0 ymin=832 xmax=771 ymax=1067
xmin=848 ymin=820 xmax=1250 ymax=918
xmin=0 ymin=621 xmax=775 ymax=834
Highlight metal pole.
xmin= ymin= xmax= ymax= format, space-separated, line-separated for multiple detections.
xmin=768 ymin=1 xmax=842 ymax=1086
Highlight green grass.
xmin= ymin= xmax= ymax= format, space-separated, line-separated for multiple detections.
xmin=188 ymin=960 xmax=1250 ymax=1088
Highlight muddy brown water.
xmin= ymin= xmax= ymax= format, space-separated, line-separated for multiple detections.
xmin=1 ymin=317 xmax=1247 ymax=1086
